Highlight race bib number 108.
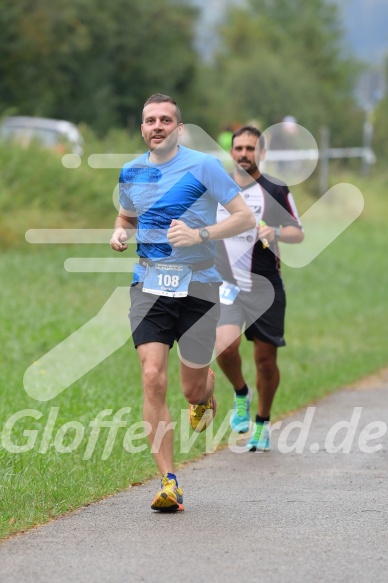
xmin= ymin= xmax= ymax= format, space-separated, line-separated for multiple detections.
xmin=143 ymin=262 xmax=192 ymax=297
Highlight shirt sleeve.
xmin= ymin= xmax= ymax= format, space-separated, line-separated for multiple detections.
xmin=201 ymin=155 xmax=240 ymax=206
xmin=275 ymin=185 xmax=303 ymax=228
xmin=119 ymin=165 xmax=136 ymax=212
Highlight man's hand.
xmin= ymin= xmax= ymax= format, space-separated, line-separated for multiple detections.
xmin=257 ymin=223 xmax=275 ymax=246
xmin=167 ymin=219 xmax=200 ymax=247
xmin=110 ymin=227 xmax=128 ymax=252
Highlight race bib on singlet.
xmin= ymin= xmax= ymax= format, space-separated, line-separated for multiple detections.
xmin=219 ymin=281 xmax=241 ymax=305
xmin=143 ymin=262 xmax=192 ymax=297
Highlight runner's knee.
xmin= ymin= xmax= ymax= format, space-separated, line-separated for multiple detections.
xmin=216 ymin=337 xmax=240 ymax=360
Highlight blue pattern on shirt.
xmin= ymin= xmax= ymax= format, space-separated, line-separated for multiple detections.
xmin=119 ymin=146 xmax=240 ymax=283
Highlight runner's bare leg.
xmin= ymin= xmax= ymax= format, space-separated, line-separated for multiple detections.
xmin=137 ymin=342 xmax=174 ymax=474
xmin=215 ymin=324 xmax=245 ymax=389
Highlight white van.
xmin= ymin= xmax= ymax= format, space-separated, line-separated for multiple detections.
xmin=0 ymin=116 xmax=84 ymax=156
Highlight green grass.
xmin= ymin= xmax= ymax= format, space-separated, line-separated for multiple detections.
xmin=0 ymin=132 xmax=142 ymax=247
xmin=0 ymin=150 xmax=387 ymax=538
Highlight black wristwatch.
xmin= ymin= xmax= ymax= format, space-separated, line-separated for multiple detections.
xmin=199 ymin=228 xmax=210 ymax=243
xmin=273 ymin=226 xmax=281 ymax=240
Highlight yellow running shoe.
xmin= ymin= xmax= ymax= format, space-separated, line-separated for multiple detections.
xmin=189 ymin=395 xmax=217 ymax=433
xmin=189 ymin=369 xmax=217 ymax=432
xmin=151 ymin=474 xmax=184 ymax=512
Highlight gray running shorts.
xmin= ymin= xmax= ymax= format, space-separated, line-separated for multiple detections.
xmin=217 ymin=282 xmax=286 ymax=347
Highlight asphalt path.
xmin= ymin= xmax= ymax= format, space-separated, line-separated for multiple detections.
xmin=1 ymin=372 xmax=388 ymax=583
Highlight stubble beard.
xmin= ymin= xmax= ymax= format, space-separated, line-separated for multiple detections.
xmin=235 ymin=161 xmax=257 ymax=177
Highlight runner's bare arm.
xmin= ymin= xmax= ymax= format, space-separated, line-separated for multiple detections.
xmin=110 ymin=206 xmax=138 ymax=252
xmin=167 ymin=194 xmax=255 ymax=247
xmin=257 ymin=224 xmax=304 ymax=244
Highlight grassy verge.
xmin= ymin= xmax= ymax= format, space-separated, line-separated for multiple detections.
xmin=0 ymin=155 xmax=387 ymax=539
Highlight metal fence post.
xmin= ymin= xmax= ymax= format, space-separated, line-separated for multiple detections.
xmin=361 ymin=107 xmax=374 ymax=176
xmin=319 ymin=126 xmax=330 ymax=197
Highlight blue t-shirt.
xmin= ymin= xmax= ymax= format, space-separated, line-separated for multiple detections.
xmin=119 ymin=146 xmax=240 ymax=283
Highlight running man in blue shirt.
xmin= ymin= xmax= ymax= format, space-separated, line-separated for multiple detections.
xmin=110 ymin=94 xmax=254 ymax=512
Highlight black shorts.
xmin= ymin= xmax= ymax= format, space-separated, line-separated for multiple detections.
xmin=217 ymin=282 xmax=286 ymax=347
xmin=129 ymin=282 xmax=221 ymax=365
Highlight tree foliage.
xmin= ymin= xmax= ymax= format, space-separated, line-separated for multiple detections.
xmin=372 ymin=56 xmax=388 ymax=159
xmin=0 ymin=0 xmax=198 ymax=133
xmin=204 ymin=0 xmax=362 ymax=144
xmin=0 ymin=0 xmax=365 ymax=144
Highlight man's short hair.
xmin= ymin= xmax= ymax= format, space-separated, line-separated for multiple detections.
xmin=142 ymin=93 xmax=182 ymax=124
xmin=232 ymin=125 xmax=265 ymax=150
